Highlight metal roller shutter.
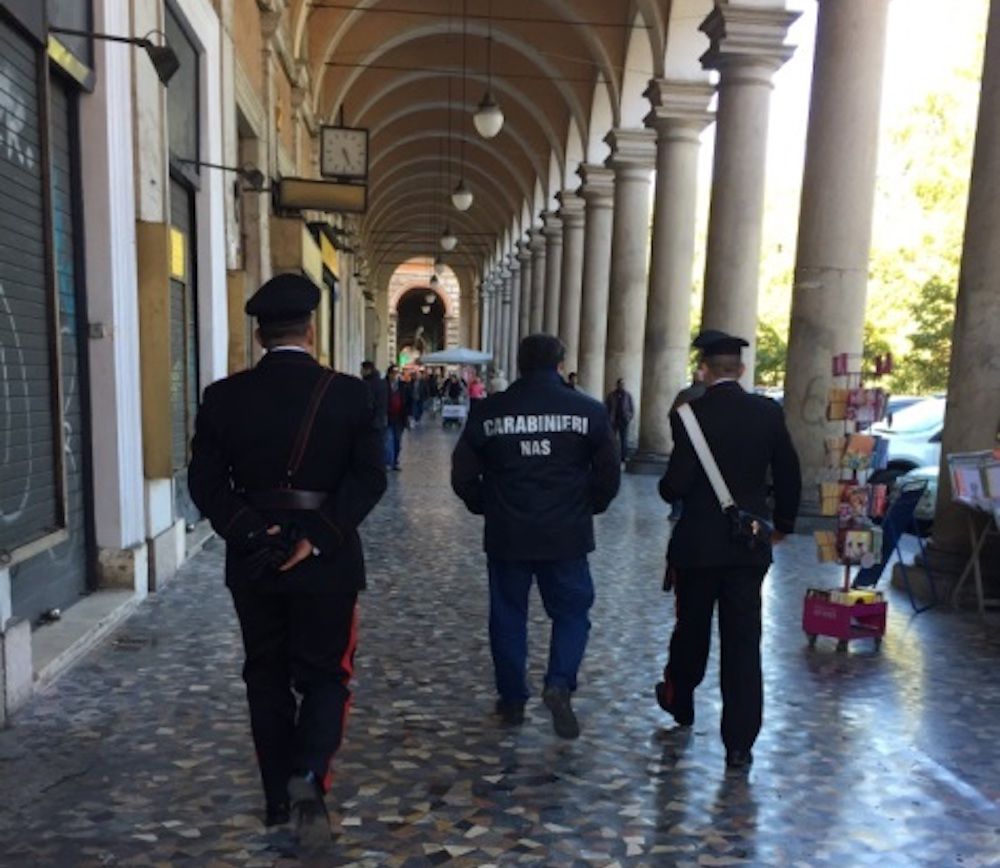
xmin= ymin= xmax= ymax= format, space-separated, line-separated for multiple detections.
xmin=0 ymin=20 xmax=59 ymax=567
xmin=12 ymin=75 xmax=93 ymax=622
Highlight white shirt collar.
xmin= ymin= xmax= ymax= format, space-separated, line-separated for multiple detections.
xmin=267 ymin=345 xmax=309 ymax=354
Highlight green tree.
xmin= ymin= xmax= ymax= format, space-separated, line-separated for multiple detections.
xmin=903 ymin=277 xmax=956 ymax=393
xmin=755 ymin=321 xmax=787 ymax=387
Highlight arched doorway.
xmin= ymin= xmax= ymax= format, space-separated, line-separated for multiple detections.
xmin=396 ymin=286 xmax=446 ymax=365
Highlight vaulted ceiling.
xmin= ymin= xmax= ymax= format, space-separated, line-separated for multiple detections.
xmin=285 ymin=0 xmax=712 ymax=293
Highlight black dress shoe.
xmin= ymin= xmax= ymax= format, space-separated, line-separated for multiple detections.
xmin=725 ymin=749 xmax=754 ymax=770
xmin=655 ymin=681 xmax=694 ymax=726
xmin=265 ymin=803 xmax=290 ymax=827
xmin=495 ymin=698 xmax=526 ymax=726
xmin=542 ymin=686 xmax=580 ymax=739
xmin=288 ymin=773 xmax=331 ymax=850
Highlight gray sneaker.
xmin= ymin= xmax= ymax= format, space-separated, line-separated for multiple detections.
xmin=542 ymin=686 xmax=580 ymax=739
xmin=287 ymin=773 xmax=331 ymax=852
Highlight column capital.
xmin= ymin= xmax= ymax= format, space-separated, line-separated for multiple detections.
xmin=556 ymin=189 xmax=586 ymax=227
xmin=577 ymin=162 xmax=615 ymax=207
xmin=516 ymin=238 xmax=533 ymax=262
xmin=699 ymin=4 xmax=800 ymax=81
xmin=643 ymin=79 xmax=716 ymax=141
xmin=528 ymin=228 xmax=547 ymax=255
xmin=604 ymin=127 xmax=657 ymax=176
xmin=541 ymin=210 xmax=563 ymax=240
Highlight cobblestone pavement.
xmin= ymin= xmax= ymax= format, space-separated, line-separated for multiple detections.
xmin=2 ymin=423 xmax=1000 ymax=867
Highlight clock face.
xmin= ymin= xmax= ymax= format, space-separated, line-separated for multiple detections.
xmin=321 ymin=127 xmax=368 ymax=179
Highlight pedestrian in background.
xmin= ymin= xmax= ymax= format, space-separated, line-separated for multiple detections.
xmin=361 ymin=361 xmax=388 ymax=435
xmin=452 ymin=334 xmax=620 ymax=739
xmin=605 ymin=378 xmax=635 ymax=462
xmin=385 ymin=365 xmax=411 ymax=470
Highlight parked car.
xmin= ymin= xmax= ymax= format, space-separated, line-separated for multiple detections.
xmin=894 ymin=465 xmax=938 ymax=536
xmin=870 ymin=396 xmax=946 ymax=483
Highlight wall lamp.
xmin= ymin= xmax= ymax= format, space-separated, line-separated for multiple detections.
xmin=175 ymin=159 xmax=267 ymax=191
xmin=50 ymin=27 xmax=180 ymax=85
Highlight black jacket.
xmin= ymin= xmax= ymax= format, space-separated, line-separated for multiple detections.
xmin=188 ymin=350 xmax=387 ymax=593
xmin=660 ymin=381 xmax=801 ymax=569
xmin=452 ymin=369 xmax=621 ymax=561
xmin=363 ymin=371 xmax=389 ymax=430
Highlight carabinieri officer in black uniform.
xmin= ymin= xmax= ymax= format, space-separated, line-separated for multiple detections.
xmin=452 ymin=334 xmax=621 ymax=739
xmin=188 ymin=274 xmax=386 ymax=846
xmin=655 ymin=329 xmax=801 ymax=770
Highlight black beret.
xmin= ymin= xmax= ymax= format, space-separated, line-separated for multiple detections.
xmin=692 ymin=328 xmax=749 ymax=357
xmin=245 ymin=273 xmax=320 ymax=324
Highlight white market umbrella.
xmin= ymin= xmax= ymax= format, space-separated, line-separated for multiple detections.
xmin=419 ymin=347 xmax=493 ymax=365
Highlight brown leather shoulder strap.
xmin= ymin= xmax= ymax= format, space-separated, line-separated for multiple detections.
xmin=285 ymin=369 xmax=337 ymax=485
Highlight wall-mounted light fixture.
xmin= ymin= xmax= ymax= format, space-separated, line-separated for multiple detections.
xmin=50 ymin=26 xmax=180 ymax=85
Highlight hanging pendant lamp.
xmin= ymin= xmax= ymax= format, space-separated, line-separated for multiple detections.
xmin=474 ymin=90 xmax=504 ymax=139
xmin=434 ymin=254 xmax=446 ymax=275
xmin=440 ymin=225 xmax=458 ymax=251
xmin=451 ymin=177 xmax=473 ymax=211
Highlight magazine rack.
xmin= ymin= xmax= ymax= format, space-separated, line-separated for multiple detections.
xmin=803 ymin=352 xmax=892 ymax=652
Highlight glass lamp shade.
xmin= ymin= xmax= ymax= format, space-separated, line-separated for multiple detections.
xmin=425 ymin=292 xmax=436 ymax=303
xmin=421 ymin=304 xmax=431 ymax=314
xmin=451 ymin=178 xmax=473 ymax=211
xmin=433 ymin=255 xmax=445 ymax=275
xmin=473 ymin=91 xmax=504 ymax=139
xmin=429 ymin=274 xmax=440 ymax=288
xmin=440 ymin=228 xmax=458 ymax=251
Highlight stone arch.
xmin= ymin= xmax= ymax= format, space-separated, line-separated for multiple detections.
xmin=664 ymin=0 xmax=714 ymax=82
xmin=586 ymin=74 xmax=615 ymax=163
xmin=564 ymin=118 xmax=586 ymax=187
xmin=621 ymin=12 xmax=658 ymax=127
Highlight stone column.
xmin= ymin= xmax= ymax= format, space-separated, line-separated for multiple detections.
xmin=557 ymin=190 xmax=586 ymax=373
xmin=699 ymin=4 xmax=799 ymax=386
xmin=479 ymin=284 xmax=490 ymax=353
xmin=506 ymin=256 xmax=522 ymax=377
xmin=782 ymin=0 xmax=891 ymax=503
xmin=635 ymin=80 xmax=715 ymax=467
xmin=528 ymin=229 xmax=547 ymax=333
xmin=498 ymin=262 xmax=513 ymax=376
xmin=604 ymin=128 xmax=656 ymax=450
xmin=576 ymin=163 xmax=615 ymax=397
xmin=516 ymin=239 xmax=533 ymax=343
xmin=931 ymin=0 xmax=1000 ymax=566
xmin=541 ymin=211 xmax=563 ymax=335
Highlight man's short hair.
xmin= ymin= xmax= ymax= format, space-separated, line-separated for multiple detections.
xmin=361 ymin=360 xmax=375 ymax=373
xmin=703 ymin=354 xmax=743 ymax=377
xmin=258 ymin=317 xmax=310 ymax=348
xmin=518 ymin=333 xmax=566 ymax=375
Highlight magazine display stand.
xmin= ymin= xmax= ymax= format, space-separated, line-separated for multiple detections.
xmin=947 ymin=450 xmax=1000 ymax=617
xmin=803 ymin=353 xmax=892 ymax=652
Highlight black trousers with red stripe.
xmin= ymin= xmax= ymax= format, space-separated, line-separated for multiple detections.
xmin=662 ymin=565 xmax=767 ymax=752
xmin=231 ymin=587 xmax=358 ymax=807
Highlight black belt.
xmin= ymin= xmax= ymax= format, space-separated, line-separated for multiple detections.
xmin=244 ymin=489 xmax=328 ymax=510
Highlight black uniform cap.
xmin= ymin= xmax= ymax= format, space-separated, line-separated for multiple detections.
xmin=693 ymin=329 xmax=749 ymax=358
xmin=245 ymin=273 xmax=320 ymax=325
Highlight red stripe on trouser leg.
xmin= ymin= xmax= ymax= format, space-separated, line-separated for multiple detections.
xmin=323 ymin=603 xmax=359 ymax=794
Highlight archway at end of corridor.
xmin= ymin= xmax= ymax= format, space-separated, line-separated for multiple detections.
xmin=395 ymin=287 xmax=447 ymax=365
xmin=387 ymin=257 xmax=462 ymax=366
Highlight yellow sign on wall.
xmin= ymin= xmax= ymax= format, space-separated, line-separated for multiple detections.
xmin=170 ymin=228 xmax=186 ymax=280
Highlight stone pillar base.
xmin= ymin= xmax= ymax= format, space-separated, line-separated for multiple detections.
xmin=626 ymin=452 xmax=669 ymax=476
xmin=1 ymin=616 xmax=33 ymax=723
xmin=97 ymin=543 xmax=150 ymax=598
xmin=148 ymin=520 xmax=186 ymax=592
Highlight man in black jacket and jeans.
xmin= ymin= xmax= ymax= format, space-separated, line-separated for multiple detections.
xmin=452 ymin=334 xmax=621 ymax=739
xmin=655 ymin=329 xmax=801 ymax=770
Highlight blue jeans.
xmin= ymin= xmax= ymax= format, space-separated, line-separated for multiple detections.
xmin=385 ymin=424 xmax=403 ymax=467
xmin=487 ymin=557 xmax=595 ymax=703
